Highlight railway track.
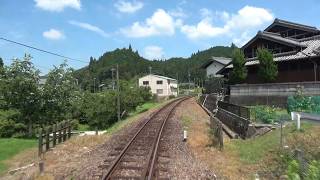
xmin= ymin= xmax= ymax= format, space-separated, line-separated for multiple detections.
xmin=97 ymin=97 xmax=188 ymax=180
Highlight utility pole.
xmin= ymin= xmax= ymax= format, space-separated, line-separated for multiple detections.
xmin=116 ymin=64 xmax=121 ymax=121
xmin=188 ymin=71 xmax=191 ymax=95
xmin=149 ymin=66 xmax=152 ymax=74
xmin=111 ymin=68 xmax=115 ymax=90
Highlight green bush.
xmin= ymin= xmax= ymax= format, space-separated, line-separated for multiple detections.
xmin=251 ymin=106 xmax=276 ymax=124
xmin=287 ymin=95 xmax=320 ymax=114
xmin=285 ymin=159 xmax=320 ymax=180
xmin=287 ymin=160 xmax=301 ymax=180
xmin=0 ymin=109 xmax=26 ymax=137
xmin=251 ymin=106 xmax=290 ymax=124
xmin=306 ymin=160 xmax=320 ymax=180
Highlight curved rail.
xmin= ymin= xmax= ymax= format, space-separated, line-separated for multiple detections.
xmin=102 ymin=97 xmax=188 ymax=180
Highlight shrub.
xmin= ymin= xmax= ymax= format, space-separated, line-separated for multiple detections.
xmin=306 ymin=160 xmax=320 ymax=180
xmin=0 ymin=109 xmax=26 ymax=137
xmin=287 ymin=95 xmax=320 ymax=114
xmin=252 ymin=106 xmax=276 ymax=124
xmin=287 ymin=160 xmax=301 ymax=180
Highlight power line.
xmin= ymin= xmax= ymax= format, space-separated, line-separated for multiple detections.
xmin=0 ymin=37 xmax=89 ymax=63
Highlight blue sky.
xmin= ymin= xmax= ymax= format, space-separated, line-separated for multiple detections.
xmin=0 ymin=0 xmax=319 ymax=74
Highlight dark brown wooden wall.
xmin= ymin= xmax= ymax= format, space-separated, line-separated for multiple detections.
xmin=244 ymin=58 xmax=320 ymax=84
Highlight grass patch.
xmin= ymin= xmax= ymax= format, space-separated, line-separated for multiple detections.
xmin=225 ymin=122 xmax=314 ymax=164
xmin=76 ymin=123 xmax=90 ymax=131
xmin=106 ymin=101 xmax=164 ymax=135
xmin=181 ymin=115 xmax=192 ymax=130
xmin=129 ymin=102 xmax=159 ymax=116
xmin=0 ymin=138 xmax=37 ymax=174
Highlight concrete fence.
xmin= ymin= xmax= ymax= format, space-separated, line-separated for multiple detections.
xmin=228 ymin=82 xmax=320 ymax=107
xmin=230 ymin=82 xmax=320 ymax=96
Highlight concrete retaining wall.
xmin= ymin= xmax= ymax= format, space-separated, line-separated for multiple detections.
xmin=230 ymin=82 xmax=320 ymax=96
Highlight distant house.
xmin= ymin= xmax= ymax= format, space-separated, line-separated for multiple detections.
xmin=201 ymin=57 xmax=231 ymax=78
xmin=218 ymin=18 xmax=320 ymax=84
xmin=138 ymin=74 xmax=178 ymax=97
xmin=39 ymin=76 xmax=47 ymax=87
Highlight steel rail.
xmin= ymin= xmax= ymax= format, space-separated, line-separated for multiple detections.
xmin=146 ymin=97 xmax=187 ymax=180
xmin=102 ymin=97 xmax=188 ymax=180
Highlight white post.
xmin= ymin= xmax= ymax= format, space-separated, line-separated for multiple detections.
xmin=297 ymin=114 xmax=301 ymax=130
xmin=183 ymin=130 xmax=187 ymax=141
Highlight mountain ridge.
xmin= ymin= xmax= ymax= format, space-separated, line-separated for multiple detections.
xmin=74 ymin=45 xmax=235 ymax=90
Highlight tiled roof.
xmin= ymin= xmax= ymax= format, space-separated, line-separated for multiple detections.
xmin=242 ymin=31 xmax=307 ymax=50
xmin=201 ymin=56 xmax=232 ymax=68
xmin=212 ymin=57 xmax=232 ymax=65
xmin=225 ymin=36 xmax=320 ymax=69
xmin=265 ymin=18 xmax=320 ymax=33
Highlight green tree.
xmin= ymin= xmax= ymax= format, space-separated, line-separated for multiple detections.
xmin=41 ymin=62 xmax=77 ymax=124
xmin=257 ymin=48 xmax=278 ymax=82
xmin=3 ymin=54 xmax=41 ymax=137
xmin=83 ymin=91 xmax=117 ymax=130
xmin=229 ymin=49 xmax=247 ymax=84
xmin=0 ymin=57 xmax=4 ymax=68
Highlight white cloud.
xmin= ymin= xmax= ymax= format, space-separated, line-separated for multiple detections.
xmin=114 ymin=0 xmax=143 ymax=13
xmin=34 ymin=0 xmax=81 ymax=12
xmin=180 ymin=6 xmax=274 ymax=41
xmin=169 ymin=7 xmax=187 ymax=18
xmin=143 ymin=45 xmax=165 ymax=60
xmin=43 ymin=29 xmax=65 ymax=40
xmin=200 ymin=8 xmax=212 ymax=18
xmin=121 ymin=9 xmax=176 ymax=38
xmin=181 ymin=16 xmax=227 ymax=40
xmin=232 ymin=32 xmax=251 ymax=46
xmin=224 ymin=6 xmax=274 ymax=30
xmin=69 ymin=20 xmax=109 ymax=37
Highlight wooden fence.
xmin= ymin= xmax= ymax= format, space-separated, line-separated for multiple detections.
xmin=38 ymin=120 xmax=72 ymax=156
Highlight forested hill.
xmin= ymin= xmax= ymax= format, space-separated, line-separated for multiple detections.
xmin=74 ymin=45 xmax=234 ymax=90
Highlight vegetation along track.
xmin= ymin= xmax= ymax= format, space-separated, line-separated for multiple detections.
xmin=97 ymin=97 xmax=189 ymax=180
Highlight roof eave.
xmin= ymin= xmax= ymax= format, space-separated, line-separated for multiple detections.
xmin=265 ymin=18 xmax=319 ymax=33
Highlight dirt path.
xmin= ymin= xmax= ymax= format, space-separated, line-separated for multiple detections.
xmin=175 ymin=98 xmax=253 ymax=180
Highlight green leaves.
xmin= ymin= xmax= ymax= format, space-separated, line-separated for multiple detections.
xmin=257 ymin=48 xmax=278 ymax=83
xmin=229 ymin=49 xmax=247 ymax=84
xmin=1 ymin=54 xmax=41 ymax=136
xmin=41 ymin=62 xmax=77 ymax=123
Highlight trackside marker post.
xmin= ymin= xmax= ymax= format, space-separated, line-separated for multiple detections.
xmin=183 ymin=130 xmax=187 ymax=141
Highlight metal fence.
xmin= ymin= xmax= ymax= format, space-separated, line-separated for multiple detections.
xmin=199 ymin=93 xmax=218 ymax=112
xmin=215 ymin=108 xmax=251 ymax=139
xmin=218 ymin=101 xmax=250 ymax=119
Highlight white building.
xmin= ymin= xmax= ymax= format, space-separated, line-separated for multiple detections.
xmin=201 ymin=57 xmax=231 ymax=77
xmin=138 ymin=74 xmax=178 ymax=97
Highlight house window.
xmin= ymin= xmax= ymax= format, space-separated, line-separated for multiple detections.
xmin=156 ymin=89 xmax=163 ymax=94
xmin=156 ymin=80 xmax=163 ymax=84
xmin=143 ymin=81 xmax=149 ymax=85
